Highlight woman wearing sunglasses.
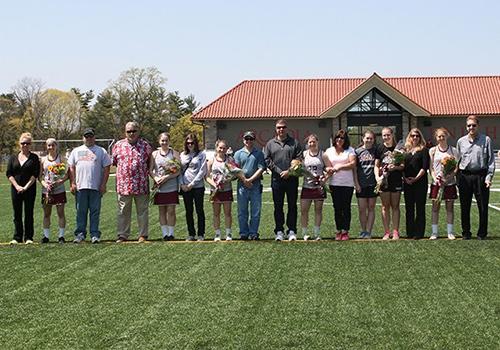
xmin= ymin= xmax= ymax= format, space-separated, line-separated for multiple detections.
xmin=6 ymin=132 xmax=40 ymax=244
xmin=403 ymin=128 xmax=430 ymax=239
xmin=179 ymin=133 xmax=207 ymax=241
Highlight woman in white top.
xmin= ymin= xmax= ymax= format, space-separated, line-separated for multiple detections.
xmin=206 ymin=139 xmax=237 ymax=241
xmin=324 ymin=129 xmax=357 ymax=241
xmin=429 ymin=128 xmax=458 ymax=240
xmin=300 ymin=134 xmax=330 ymax=241
xmin=39 ymin=138 xmax=69 ymax=243
xmin=150 ymin=132 xmax=180 ymax=240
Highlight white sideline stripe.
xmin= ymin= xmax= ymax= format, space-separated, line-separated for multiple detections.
xmin=472 ymin=198 xmax=500 ymax=212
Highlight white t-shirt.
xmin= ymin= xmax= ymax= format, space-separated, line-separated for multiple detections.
xmin=68 ymin=144 xmax=112 ymax=190
xmin=325 ymin=146 xmax=355 ymax=187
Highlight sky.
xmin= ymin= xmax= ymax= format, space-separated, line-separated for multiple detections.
xmin=1 ymin=0 xmax=499 ymax=107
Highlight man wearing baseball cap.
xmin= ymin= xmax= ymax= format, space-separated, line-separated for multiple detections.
xmin=68 ymin=127 xmax=112 ymax=243
xmin=234 ymin=131 xmax=266 ymax=240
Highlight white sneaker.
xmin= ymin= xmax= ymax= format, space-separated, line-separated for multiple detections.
xmin=303 ymin=235 xmax=310 ymax=241
xmin=225 ymin=234 xmax=233 ymax=241
xmin=314 ymin=236 xmax=322 ymax=241
xmin=214 ymin=234 xmax=221 ymax=242
xmin=275 ymin=231 xmax=284 ymax=241
xmin=91 ymin=236 xmax=100 ymax=244
xmin=73 ymin=234 xmax=84 ymax=243
xmin=448 ymin=233 xmax=456 ymax=240
xmin=9 ymin=239 xmax=18 ymax=245
xmin=429 ymin=234 xmax=438 ymax=240
xmin=288 ymin=233 xmax=297 ymax=241
xmin=25 ymin=239 xmax=34 ymax=245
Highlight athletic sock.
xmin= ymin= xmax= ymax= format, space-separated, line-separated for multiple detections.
xmin=432 ymin=224 xmax=438 ymax=235
xmin=161 ymin=225 xmax=168 ymax=238
xmin=43 ymin=228 xmax=50 ymax=238
xmin=167 ymin=225 xmax=174 ymax=236
xmin=58 ymin=227 xmax=65 ymax=238
xmin=313 ymin=226 xmax=320 ymax=236
xmin=447 ymin=224 xmax=454 ymax=234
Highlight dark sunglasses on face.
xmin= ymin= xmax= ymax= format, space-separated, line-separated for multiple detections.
xmin=411 ymin=134 xmax=420 ymax=138
xmin=84 ymin=134 xmax=94 ymax=138
xmin=244 ymin=137 xmax=255 ymax=141
xmin=186 ymin=142 xmax=194 ymax=145
xmin=276 ymin=126 xmax=287 ymax=130
xmin=20 ymin=142 xmax=31 ymax=145
xmin=467 ymin=124 xmax=477 ymax=128
xmin=126 ymin=130 xmax=138 ymax=134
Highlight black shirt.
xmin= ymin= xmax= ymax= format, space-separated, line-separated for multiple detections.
xmin=6 ymin=152 xmax=40 ymax=188
xmin=404 ymin=148 xmax=429 ymax=185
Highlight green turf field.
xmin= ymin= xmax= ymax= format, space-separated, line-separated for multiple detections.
xmin=0 ymin=176 xmax=499 ymax=349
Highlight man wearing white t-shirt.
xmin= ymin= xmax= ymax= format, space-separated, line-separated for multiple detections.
xmin=68 ymin=128 xmax=112 ymax=243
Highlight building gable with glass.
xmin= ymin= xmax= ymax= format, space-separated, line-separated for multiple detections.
xmin=193 ymin=73 xmax=500 ymax=150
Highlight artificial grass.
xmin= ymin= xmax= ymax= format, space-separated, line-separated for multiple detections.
xmin=0 ymin=242 xmax=499 ymax=349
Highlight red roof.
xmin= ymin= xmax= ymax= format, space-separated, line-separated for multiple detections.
xmin=193 ymin=75 xmax=500 ymax=119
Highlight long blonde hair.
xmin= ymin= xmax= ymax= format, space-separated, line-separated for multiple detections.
xmin=404 ymin=128 xmax=426 ymax=152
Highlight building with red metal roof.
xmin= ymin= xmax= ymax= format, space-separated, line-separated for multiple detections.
xmin=193 ymin=73 xmax=500 ymax=149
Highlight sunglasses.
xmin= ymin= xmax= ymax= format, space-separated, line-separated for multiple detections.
xmin=126 ymin=130 xmax=138 ymax=134
xmin=244 ymin=137 xmax=255 ymax=141
xmin=276 ymin=126 xmax=287 ymax=129
xmin=467 ymin=124 xmax=477 ymax=128
xmin=186 ymin=142 xmax=194 ymax=145
xmin=410 ymin=134 xmax=420 ymax=138
xmin=20 ymin=142 xmax=31 ymax=145
xmin=84 ymin=134 xmax=94 ymax=138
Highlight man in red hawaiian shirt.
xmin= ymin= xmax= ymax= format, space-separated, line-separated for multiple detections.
xmin=112 ymin=122 xmax=153 ymax=242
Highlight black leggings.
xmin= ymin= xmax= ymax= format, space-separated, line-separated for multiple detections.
xmin=330 ymin=186 xmax=354 ymax=231
xmin=11 ymin=187 xmax=36 ymax=242
xmin=403 ymin=180 xmax=427 ymax=238
xmin=182 ymin=187 xmax=205 ymax=237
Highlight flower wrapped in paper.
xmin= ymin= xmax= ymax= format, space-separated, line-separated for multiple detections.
xmin=433 ymin=155 xmax=457 ymax=203
xmin=209 ymin=158 xmax=244 ymax=201
xmin=150 ymin=158 xmax=181 ymax=204
xmin=374 ymin=149 xmax=405 ymax=194
xmin=289 ymin=159 xmax=330 ymax=194
xmin=44 ymin=163 xmax=66 ymax=204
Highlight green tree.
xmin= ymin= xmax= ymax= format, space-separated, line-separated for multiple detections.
xmin=169 ymin=114 xmax=203 ymax=151
xmin=84 ymin=89 xmax=118 ymax=139
xmin=0 ymin=94 xmax=22 ymax=153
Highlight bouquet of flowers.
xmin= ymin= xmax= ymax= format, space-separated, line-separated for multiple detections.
xmin=374 ymin=149 xmax=405 ymax=194
xmin=289 ymin=159 xmax=330 ymax=194
xmin=433 ymin=155 xmax=458 ymax=203
xmin=150 ymin=158 xmax=181 ymax=204
xmin=209 ymin=158 xmax=243 ymax=201
xmin=44 ymin=163 xmax=66 ymax=204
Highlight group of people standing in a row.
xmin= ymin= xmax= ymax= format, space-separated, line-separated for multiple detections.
xmin=5 ymin=115 xmax=495 ymax=245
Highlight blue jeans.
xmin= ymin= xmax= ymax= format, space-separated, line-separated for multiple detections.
xmin=237 ymin=183 xmax=262 ymax=238
xmin=75 ymin=189 xmax=102 ymax=239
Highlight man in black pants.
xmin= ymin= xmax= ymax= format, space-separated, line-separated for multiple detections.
xmin=264 ymin=119 xmax=302 ymax=241
xmin=456 ymin=115 xmax=495 ymax=240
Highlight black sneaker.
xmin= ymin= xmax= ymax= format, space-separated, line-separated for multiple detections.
xmin=41 ymin=237 xmax=49 ymax=244
xmin=58 ymin=237 xmax=65 ymax=244
xmin=240 ymin=235 xmax=249 ymax=241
